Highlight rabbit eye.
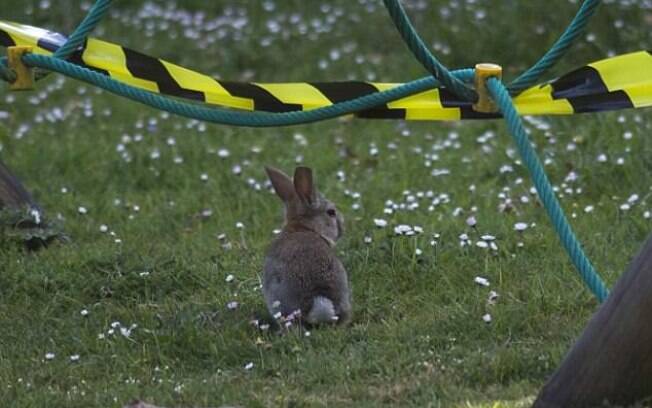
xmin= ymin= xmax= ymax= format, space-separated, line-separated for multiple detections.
xmin=327 ymin=209 xmax=337 ymax=217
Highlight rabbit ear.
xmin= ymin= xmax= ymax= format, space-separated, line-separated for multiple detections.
xmin=265 ymin=166 xmax=295 ymax=203
xmin=293 ymin=166 xmax=316 ymax=206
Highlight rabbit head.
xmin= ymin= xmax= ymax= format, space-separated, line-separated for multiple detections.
xmin=265 ymin=166 xmax=343 ymax=245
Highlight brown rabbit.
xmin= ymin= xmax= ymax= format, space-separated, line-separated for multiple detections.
xmin=263 ymin=166 xmax=351 ymax=325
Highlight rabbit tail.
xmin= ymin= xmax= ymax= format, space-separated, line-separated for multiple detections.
xmin=306 ymin=296 xmax=338 ymax=324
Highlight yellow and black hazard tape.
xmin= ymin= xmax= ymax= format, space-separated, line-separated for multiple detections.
xmin=1 ymin=20 xmax=651 ymax=120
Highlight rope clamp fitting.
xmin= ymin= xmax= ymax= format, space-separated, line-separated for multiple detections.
xmin=473 ymin=63 xmax=502 ymax=113
xmin=7 ymin=46 xmax=35 ymax=91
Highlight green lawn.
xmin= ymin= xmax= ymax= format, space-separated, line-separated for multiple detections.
xmin=1 ymin=1 xmax=651 ymax=407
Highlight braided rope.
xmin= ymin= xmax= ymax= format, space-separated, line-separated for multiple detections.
xmin=53 ymin=0 xmax=113 ymax=60
xmin=487 ymin=77 xmax=609 ymax=302
xmin=1 ymin=0 xmax=610 ymax=301
xmin=0 ymin=57 xmax=16 ymax=83
xmin=508 ymin=0 xmax=602 ymax=94
xmin=382 ymin=0 xmax=478 ymax=102
xmin=381 ymin=0 xmax=601 ymax=97
xmin=34 ymin=0 xmax=113 ymax=80
xmin=24 ymin=53 xmax=474 ymax=127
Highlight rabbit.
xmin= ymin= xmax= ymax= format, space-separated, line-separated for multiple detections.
xmin=262 ymin=166 xmax=351 ymax=325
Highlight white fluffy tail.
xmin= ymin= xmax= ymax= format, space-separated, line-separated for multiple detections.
xmin=306 ymin=296 xmax=338 ymax=324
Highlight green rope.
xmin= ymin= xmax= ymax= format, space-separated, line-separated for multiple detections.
xmin=508 ymin=0 xmax=602 ymax=94
xmin=381 ymin=0 xmax=600 ymax=97
xmin=25 ymin=52 xmax=609 ymax=302
xmin=3 ymin=0 xmax=609 ymax=302
xmin=382 ymin=0 xmax=478 ymax=103
xmin=0 ymin=57 xmax=16 ymax=83
xmin=0 ymin=0 xmax=112 ymax=83
xmin=487 ymin=77 xmax=608 ymax=302
xmin=52 ymin=0 xmax=113 ymax=60
xmin=381 ymin=0 xmax=608 ymax=302
xmin=35 ymin=0 xmax=113 ymax=80
xmin=4 ymin=0 xmax=602 ymax=96
xmin=23 ymin=53 xmax=474 ymax=127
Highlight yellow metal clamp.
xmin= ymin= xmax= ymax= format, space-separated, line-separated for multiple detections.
xmin=7 ymin=46 xmax=34 ymax=91
xmin=473 ymin=63 xmax=503 ymax=113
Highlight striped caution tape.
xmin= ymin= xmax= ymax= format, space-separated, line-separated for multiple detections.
xmin=1 ymin=20 xmax=651 ymax=120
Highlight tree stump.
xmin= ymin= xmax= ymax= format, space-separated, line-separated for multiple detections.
xmin=534 ymin=234 xmax=652 ymax=407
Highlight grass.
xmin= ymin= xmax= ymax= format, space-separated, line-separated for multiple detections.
xmin=1 ymin=0 xmax=651 ymax=406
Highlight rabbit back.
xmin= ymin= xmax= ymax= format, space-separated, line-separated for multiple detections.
xmin=263 ymin=230 xmax=351 ymax=323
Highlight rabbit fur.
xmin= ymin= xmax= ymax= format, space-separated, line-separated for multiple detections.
xmin=263 ymin=166 xmax=351 ymax=325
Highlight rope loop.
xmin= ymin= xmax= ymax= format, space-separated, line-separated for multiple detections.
xmin=382 ymin=0 xmax=478 ymax=103
xmin=5 ymin=0 xmax=609 ymax=301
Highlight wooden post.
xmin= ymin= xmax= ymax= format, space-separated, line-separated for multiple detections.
xmin=534 ymin=234 xmax=652 ymax=407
